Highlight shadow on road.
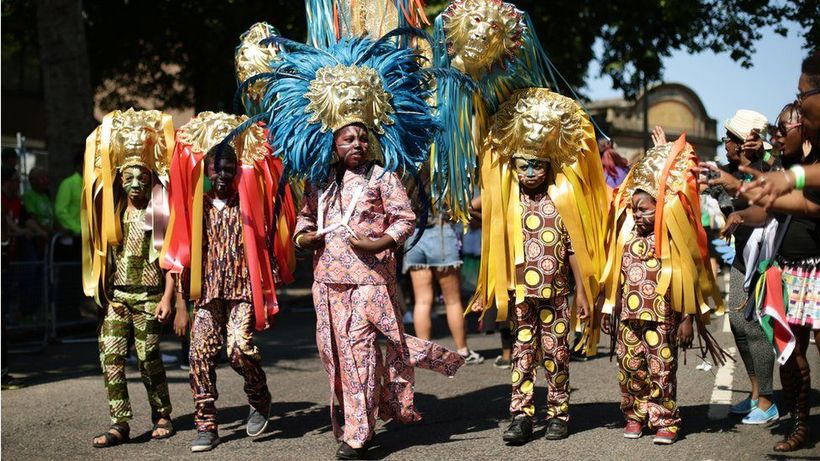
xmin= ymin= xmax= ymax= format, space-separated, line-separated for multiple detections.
xmin=169 ymin=401 xmax=333 ymax=444
xmin=4 ymin=309 xmax=322 ymax=387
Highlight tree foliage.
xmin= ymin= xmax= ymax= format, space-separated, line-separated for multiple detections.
xmin=2 ymin=0 xmax=817 ymax=112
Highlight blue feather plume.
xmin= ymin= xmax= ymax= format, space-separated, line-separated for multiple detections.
xmin=260 ymin=35 xmax=439 ymax=186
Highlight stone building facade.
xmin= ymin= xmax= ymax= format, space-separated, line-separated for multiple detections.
xmin=587 ymin=82 xmax=719 ymax=163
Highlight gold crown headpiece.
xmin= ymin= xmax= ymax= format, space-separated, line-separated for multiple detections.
xmin=625 ymin=141 xmax=696 ymax=202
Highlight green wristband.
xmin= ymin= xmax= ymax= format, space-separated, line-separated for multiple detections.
xmin=791 ymin=165 xmax=806 ymax=190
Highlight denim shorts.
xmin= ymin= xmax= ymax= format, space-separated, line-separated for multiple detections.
xmin=402 ymin=224 xmax=462 ymax=273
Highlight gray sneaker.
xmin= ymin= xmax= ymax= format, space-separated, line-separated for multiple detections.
xmin=246 ymin=405 xmax=270 ymax=436
xmin=190 ymin=431 xmax=219 ymax=452
xmin=460 ymin=349 xmax=485 ymax=365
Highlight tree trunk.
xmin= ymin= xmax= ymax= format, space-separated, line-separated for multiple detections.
xmin=35 ymin=0 xmax=95 ymax=185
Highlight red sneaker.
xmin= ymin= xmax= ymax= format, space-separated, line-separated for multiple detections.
xmin=653 ymin=428 xmax=678 ymax=445
xmin=623 ymin=420 xmax=643 ymax=439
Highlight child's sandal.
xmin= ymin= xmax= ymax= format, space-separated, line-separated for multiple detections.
xmin=151 ymin=418 xmax=176 ymax=440
xmin=92 ymin=423 xmax=130 ymax=448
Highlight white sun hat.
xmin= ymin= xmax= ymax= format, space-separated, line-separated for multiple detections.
xmin=724 ymin=109 xmax=773 ymax=150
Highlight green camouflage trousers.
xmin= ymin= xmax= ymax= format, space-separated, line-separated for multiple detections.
xmin=98 ymin=288 xmax=172 ymax=424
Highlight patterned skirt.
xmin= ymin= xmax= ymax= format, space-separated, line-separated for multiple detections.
xmin=780 ymin=256 xmax=820 ymax=329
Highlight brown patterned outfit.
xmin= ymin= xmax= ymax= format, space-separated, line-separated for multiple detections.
xmin=100 ymin=208 xmax=172 ymax=424
xmin=510 ymin=191 xmax=574 ymax=421
xmin=616 ymin=232 xmax=681 ymax=432
xmin=187 ymin=195 xmax=272 ymax=433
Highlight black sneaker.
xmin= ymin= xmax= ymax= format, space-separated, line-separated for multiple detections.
xmin=570 ymin=349 xmax=588 ymax=362
xmin=246 ymin=405 xmax=270 ymax=436
xmin=502 ymin=414 xmax=533 ymax=445
xmin=335 ymin=441 xmax=366 ymax=460
xmin=544 ymin=418 xmax=569 ymax=440
xmin=190 ymin=431 xmax=220 ymax=452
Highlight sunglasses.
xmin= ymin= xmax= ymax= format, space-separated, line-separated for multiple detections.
xmin=796 ymin=87 xmax=820 ymax=105
xmin=777 ymin=121 xmax=802 ymax=135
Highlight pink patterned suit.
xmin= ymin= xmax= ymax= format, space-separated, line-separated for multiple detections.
xmin=295 ymin=163 xmax=464 ymax=448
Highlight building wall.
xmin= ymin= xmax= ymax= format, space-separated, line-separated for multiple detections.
xmin=587 ymin=83 xmax=720 ymax=164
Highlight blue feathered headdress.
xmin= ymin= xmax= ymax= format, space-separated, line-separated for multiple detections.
xmin=253 ymin=31 xmax=441 ymax=184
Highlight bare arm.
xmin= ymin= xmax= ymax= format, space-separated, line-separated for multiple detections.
xmin=764 ymin=190 xmax=820 ymax=217
xmin=569 ymin=254 xmax=589 ymax=320
xmin=154 ymin=271 xmax=176 ymax=323
xmin=739 ymin=164 xmax=820 ymax=210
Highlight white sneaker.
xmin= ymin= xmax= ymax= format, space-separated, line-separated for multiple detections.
xmin=459 ymin=349 xmax=485 ymax=365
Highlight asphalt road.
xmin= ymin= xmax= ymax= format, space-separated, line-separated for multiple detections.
xmin=2 ymin=309 xmax=819 ymax=460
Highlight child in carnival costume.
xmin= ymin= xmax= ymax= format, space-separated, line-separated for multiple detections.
xmin=82 ymin=109 xmax=177 ymax=447
xmin=161 ymin=112 xmax=296 ymax=452
xmin=599 ymin=136 xmax=728 ymax=445
xmin=430 ymin=0 xmax=554 ymax=222
xmin=248 ymin=31 xmax=466 ymax=459
xmin=467 ymin=88 xmax=609 ymax=442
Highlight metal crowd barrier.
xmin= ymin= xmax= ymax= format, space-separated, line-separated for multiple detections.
xmin=2 ymin=250 xmax=50 ymax=354
xmin=48 ymin=234 xmax=97 ymax=344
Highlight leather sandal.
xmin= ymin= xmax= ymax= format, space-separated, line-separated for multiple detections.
xmin=92 ymin=423 xmax=130 ymax=448
xmin=152 ymin=418 xmax=176 ymax=440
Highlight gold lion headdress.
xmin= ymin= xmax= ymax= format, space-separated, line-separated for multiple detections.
xmin=254 ymin=33 xmax=437 ymax=185
xmin=81 ymin=108 xmax=175 ymax=304
xmin=470 ymin=89 xmax=609 ymax=342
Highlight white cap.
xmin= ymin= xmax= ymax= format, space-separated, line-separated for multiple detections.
xmin=724 ymin=109 xmax=772 ymax=150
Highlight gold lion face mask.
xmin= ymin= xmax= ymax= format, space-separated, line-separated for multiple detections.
xmin=103 ymin=108 xmax=171 ymax=177
xmin=488 ymin=88 xmax=583 ymax=168
xmin=442 ymin=0 xmax=524 ymax=77
xmin=305 ymin=64 xmax=395 ymax=134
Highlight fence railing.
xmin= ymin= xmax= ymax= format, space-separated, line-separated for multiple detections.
xmin=2 ymin=234 xmax=97 ymax=354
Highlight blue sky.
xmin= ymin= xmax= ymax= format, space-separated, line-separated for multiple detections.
xmin=585 ymin=25 xmax=810 ymax=154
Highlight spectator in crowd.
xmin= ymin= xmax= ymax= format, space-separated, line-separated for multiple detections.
xmin=697 ymin=110 xmax=779 ymax=425
xmin=599 ymin=138 xmax=629 ymax=188
xmin=404 ymin=209 xmax=484 ymax=365
xmin=52 ymin=151 xmax=85 ymax=274
xmin=55 ymin=152 xmax=83 ymax=238
xmin=1 ymin=166 xmax=26 ymax=255
xmin=21 ymin=166 xmax=54 ymax=253
xmin=740 ymin=52 xmax=820 ymax=205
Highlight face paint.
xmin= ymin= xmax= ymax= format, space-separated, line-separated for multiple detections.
xmin=631 ymin=191 xmax=657 ymax=236
xmin=121 ymin=166 xmax=151 ymax=203
xmin=512 ymin=156 xmax=548 ymax=190
xmin=333 ymin=124 xmax=370 ymax=168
